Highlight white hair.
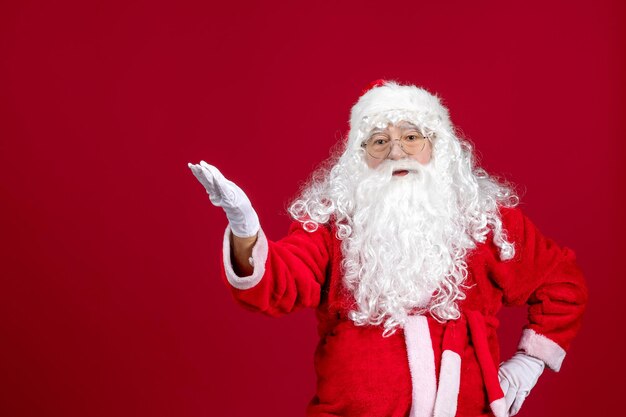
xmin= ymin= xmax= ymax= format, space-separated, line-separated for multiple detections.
xmin=288 ymin=84 xmax=518 ymax=335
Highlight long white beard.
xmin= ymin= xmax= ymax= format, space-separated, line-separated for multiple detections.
xmin=342 ymin=159 xmax=475 ymax=335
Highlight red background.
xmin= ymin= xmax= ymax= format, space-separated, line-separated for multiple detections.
xmin=1 ymin=1 xmax=624 ymax=416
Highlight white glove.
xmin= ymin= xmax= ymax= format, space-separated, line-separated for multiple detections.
xmin=498 ymin=352 xmax=545 ymax=416
xmin=188 ymin=161 xmax=260 ymax=238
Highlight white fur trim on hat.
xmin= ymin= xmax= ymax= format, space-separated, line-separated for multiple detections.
xmin=347 ymin=81 xmax=452 ymax=151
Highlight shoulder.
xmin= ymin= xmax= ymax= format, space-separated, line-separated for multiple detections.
xmin=498 ymin=205 xmax=525 ymax=227
xmin=285 ymin=219 xmax=335 ymax=248
xmin=497 ymin=205 xmax=538 ymax=243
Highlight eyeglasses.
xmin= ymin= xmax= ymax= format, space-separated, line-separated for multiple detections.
xmin=361 ymin=131 xmax=431 ymax=159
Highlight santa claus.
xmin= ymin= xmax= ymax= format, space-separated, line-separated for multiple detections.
xmin=188 ymin=80 xmax=587 ymax=417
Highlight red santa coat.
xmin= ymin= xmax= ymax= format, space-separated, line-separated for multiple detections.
xmin=220 ymin=207 xmax=588 ymax=417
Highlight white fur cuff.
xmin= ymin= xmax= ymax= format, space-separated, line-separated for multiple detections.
xmin=518 ymin=328 xmax=566 ymax=372
xmin=222 ymin=225 xmax=268 ymax=290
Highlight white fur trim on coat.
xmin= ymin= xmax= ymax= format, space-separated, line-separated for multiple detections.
xmin=222 ymin=225 xmax=268 ymax=290
xmin=433 ymin=350 xmax=461 ymax=417
xmin=404 ymin=316 xmax=437 ymax=417
xmin=518 ymin=328 xmax=566 ymax=372
xmin=490 ymin=397 xmax=508 ymax=417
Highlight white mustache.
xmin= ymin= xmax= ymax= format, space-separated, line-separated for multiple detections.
xmin=375 ymin=159 xmax=430 ymax=177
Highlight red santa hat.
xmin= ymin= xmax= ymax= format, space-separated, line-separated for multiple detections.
xmin=347 ymin=80 xmax=453 ymax=151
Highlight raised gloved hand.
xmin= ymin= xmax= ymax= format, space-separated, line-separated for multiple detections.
xmin=188 ymin=161 xmax=260 ymax=238
xmin=498 ymin=352 xmax=545 ymax=416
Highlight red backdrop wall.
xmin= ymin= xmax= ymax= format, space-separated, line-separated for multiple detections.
xmin=1 ymin=1 xmax=624 ymax=416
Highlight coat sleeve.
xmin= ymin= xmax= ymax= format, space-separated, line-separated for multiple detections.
xmin=489 ymin=207 xmax=588 ymax=371
xmin=220 ymin=221 xmax=333 ymax=317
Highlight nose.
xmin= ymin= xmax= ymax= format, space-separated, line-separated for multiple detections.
xmin=387 ymin=139 xmax=406 ymax=160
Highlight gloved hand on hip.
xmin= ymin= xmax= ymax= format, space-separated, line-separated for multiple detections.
xmin=188 ymin=161 xmax=260 ymax=238
xmin=498 ymin=351 xmax=545 ymax=416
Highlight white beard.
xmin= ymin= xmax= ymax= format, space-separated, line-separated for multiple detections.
xmin=342 ymin=159 xmax=475 ymax=335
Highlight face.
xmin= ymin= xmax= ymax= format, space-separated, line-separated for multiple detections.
xmin=363 ymin=121 xmax=433 ymax=172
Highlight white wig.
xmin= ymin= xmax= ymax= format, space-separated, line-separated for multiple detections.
xmin=289 ymin=80 xmax=518 ymax=332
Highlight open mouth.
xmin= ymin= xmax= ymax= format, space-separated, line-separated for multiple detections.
xmin=392 ymin=169 xmax=414 ymax=176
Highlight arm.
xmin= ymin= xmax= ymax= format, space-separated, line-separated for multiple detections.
xmin=188 ymin=159 xmax=261 ymax=278
xmin=491 ymin=207 xmax=588 ymax=370
xmin=231 ymin=233 xmax=257 ymax=277
xmin=188 ymin=160 xmax=332 ymax=316
xmin=221 ymin=221 xmax=332 ymax=317
xmin=491 ymin=207 xmax=588 ymax=415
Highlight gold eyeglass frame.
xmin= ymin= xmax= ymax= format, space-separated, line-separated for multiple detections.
xmin=360 ymin=133 xmax=433 ymax=160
